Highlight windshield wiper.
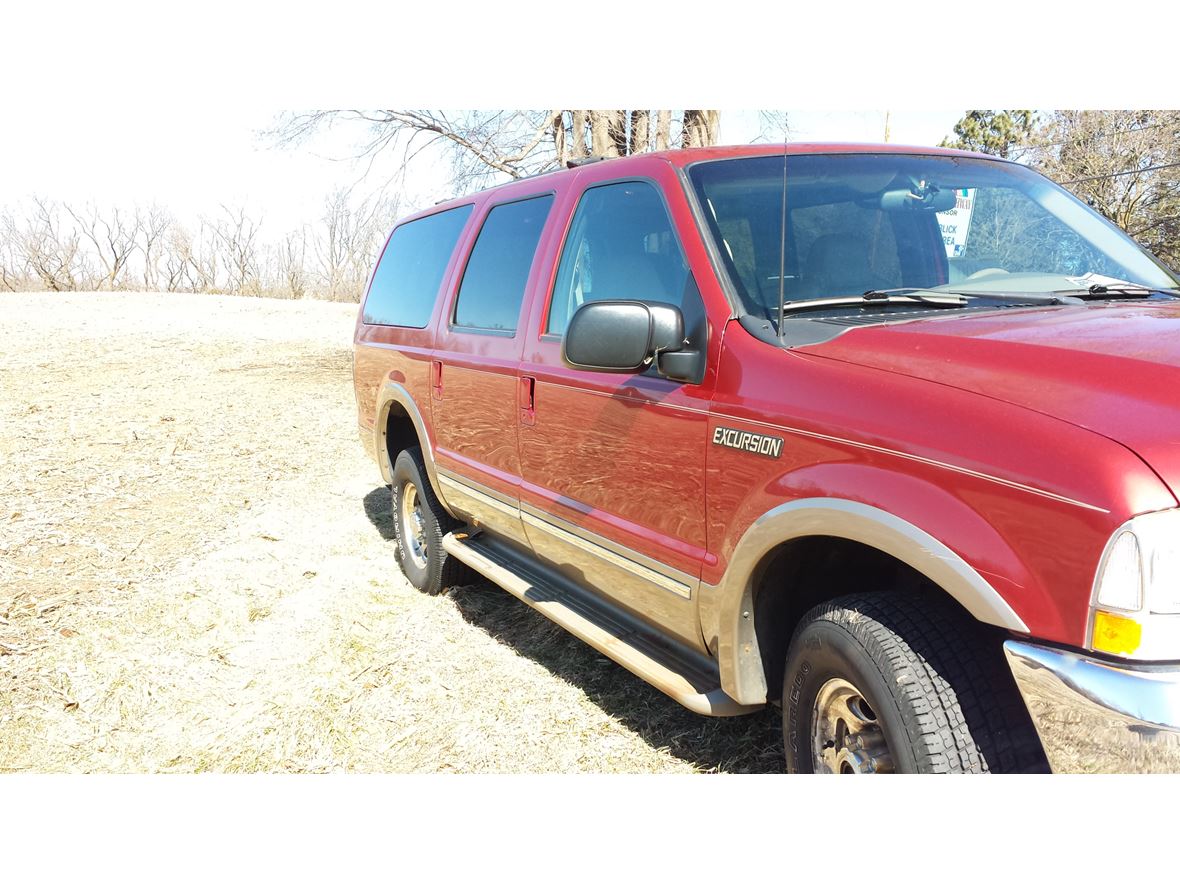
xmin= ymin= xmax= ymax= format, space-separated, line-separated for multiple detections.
xmin=864 ymin=286 xmax=1078 ymax=305
xmin=773 ymin=281 xmax=1180 ymax=322
xmin=1071 ymin=283 xmax=1180 ymax=300
xmin=778 ymin=290 xmax=968 ymax=317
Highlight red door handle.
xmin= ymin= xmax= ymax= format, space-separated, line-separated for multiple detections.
xmin=519 ymin=375 xmax=536 ymax=426
xmin=431 ymin=360 xmax=443 ymax=400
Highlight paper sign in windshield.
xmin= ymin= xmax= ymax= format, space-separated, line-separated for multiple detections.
xmin=937 ymin=188 xmax=976 ymax=258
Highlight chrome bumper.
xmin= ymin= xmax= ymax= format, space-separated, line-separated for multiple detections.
xmin=1004 ymin=640 xmax=1180 ymax=773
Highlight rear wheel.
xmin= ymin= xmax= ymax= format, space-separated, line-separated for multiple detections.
xmin=390 ymin=447 xmax=471 ymax=595
xmin=782 ymin=592 xmax=1048 ymax=774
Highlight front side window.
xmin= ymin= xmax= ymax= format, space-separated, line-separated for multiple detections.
xmin=547 ymin=180 xmax=701 ymax=336
xmin=453 ymin=194 xmax=554 ymax=333
xmin=363 ymin=204 xmax=473 ymax=327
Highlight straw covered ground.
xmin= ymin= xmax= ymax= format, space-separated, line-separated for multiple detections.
xmin=0 ymin=291 xmax=781 ymax=772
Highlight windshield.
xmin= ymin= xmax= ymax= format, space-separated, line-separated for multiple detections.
xmin=687 ymin=153 xmax=1180 ymax=327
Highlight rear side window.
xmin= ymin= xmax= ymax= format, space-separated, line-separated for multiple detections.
xmin=453 ymin=194 xmax=555 ymax=333
xmin=363 ymin=204 xmax=473 ymax=327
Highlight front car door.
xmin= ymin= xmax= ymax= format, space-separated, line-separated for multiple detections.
xmin=517 ymin=158 xmax=726 ymax=652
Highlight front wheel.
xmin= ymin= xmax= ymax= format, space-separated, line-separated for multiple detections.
xmin=782 ymin=592 xmax=1048 ymax=774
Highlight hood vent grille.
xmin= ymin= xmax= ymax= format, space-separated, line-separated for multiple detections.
xmin=816 ymin=303 xmax=1025 ymax=328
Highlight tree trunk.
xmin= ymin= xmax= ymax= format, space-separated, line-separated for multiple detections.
xmin=630 ymin=110 xmax=649 ymax=155
xmin=682 ymin=110 xmax=720 ymax=148
xmin=553 ymin=111 xmax=567 ymax=167
xmin=568 ymin=110 xmax=588 ymax=160
xmin=609 ymin=112 xmax=628 ymax=157
xmin=590 ymin=111 xmax=621 ymax=157
xmin=655 ymin=110 xmax=672 ymax=150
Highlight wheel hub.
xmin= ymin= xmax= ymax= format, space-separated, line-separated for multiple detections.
xmin=811 ymin=678 xmax=895 ymax=774
xmin=399 ymin=482 xmax=428 ymax=570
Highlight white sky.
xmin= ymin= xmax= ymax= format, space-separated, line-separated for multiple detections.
xmin=2 ymin=3 xmax=1169 ymax=240
xmin=0 ymin=109 xmax=964 ymax=236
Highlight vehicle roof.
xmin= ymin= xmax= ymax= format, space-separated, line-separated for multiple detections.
xmin=407 ymin=142 xmax=1007 ymax=222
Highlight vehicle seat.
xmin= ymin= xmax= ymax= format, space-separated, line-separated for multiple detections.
xmin=585 ymin=233 xmax=672 ymax=305
xmin=800 ymin=233 xmax=882 ymax=298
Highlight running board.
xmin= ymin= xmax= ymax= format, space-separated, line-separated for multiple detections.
xmin=441 ymin=532 xmax=760 ymax=717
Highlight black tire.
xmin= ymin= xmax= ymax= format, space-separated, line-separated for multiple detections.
xmin=389 ymin=446 xmax=472 ymax=595
xmin=782 ymin=592 xmax=1048 ymax=774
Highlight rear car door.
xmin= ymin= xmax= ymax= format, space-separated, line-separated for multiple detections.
xmin=517 ymin=159 xmax=721 ymax=652
xmin=430 ymin=191 xmax=558 ymax=548
xmin=354 ymin=202 xmax=475 ymax=467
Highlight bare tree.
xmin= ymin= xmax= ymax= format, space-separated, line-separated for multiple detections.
xmin=160 ymin=227 xmax=189 ymax=292
xmin=1028 ymin=111 xmax=1180 ymax=262
xmin=3 ymin=109 xmax=787 ymax=299
xmin=308 ymin=188 xmax=398 ymax=301
xmin=270 ymin=228 xmax=307 ymax=299
xmin=167 ymin=222 xmax=220 ymax=292
xmin=66 ymin=203 xmax=142 ymax=290
xmin=272 ymin=110 xmax=727 ymax=192
xmin=753 ymin=111 xmax=791 ymax=143
xmin=565 ymin=110 xmax=588 ymax=160
xmin=0 ymin=208 xmax=30 ymax=291
xmin=0 ymin=189 xmax=391 ymax=300
xmin=589 ymin=110 xmax=620 ymax=157
xmin=654 ymin=110 xmax=672 ymax=151
xmin=13 ymin=198 xmax=92 ymax=291
xmin=681 ymin=110 xmax=720 ymax=148
xmin=315 ymin=190 xmax=366 ymax=299
xmin=631 ymin=110 xmax=650 ymax=154
xmin=208 ymin=205 xmax=262 ymax=295
xmin=138 ymin=205 xmax=172 ymax=290
xmin=938 ymin=109 xmax=1180 ymax=268
xmin=276 ymin=110 xmax=561 ymax=190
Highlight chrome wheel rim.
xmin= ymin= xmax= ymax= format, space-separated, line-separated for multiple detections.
xmin=399 ymin=482 xmax=428 ymax=570
xmin=811 ymin=678 xmax=894 ymax=774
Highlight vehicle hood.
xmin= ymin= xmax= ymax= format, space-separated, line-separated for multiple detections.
xmin=801 ymin=301 xmax=1180 ymax=494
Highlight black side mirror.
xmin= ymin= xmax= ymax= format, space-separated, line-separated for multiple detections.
xmin=562 ymin=300 xmax=702 ymax=384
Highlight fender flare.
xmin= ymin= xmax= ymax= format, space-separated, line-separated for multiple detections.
xmin=701 ymin=497 xmax=1030 ymax=705
xmin=373 ymin=381 xmax=457 ymax=519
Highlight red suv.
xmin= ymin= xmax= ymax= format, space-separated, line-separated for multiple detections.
xmin=353 ymin=144 xmax=1180 ymax=773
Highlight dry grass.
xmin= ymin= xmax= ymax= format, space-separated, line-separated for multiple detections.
xmin=0 ymin=291 xmax=781 ymax=773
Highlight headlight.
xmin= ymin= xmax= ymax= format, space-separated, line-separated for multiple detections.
xmin=1090 ymin=509 xmax=1180 ymax=659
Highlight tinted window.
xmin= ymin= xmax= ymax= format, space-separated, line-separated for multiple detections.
xmin=547 ymin=181 xmax=698 ymax=336
xmin=363 ymin=204 xmax=473 ymax=327
xmin=453 ymin=194 xmax=554 ymax=332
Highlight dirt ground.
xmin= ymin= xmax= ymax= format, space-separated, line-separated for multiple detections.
xmin=0 ymin=291 xmax=781 ymax=773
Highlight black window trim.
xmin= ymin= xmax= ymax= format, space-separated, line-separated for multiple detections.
xmin=361 ymin=201 xmax=477 ymax=329
xmin=447 ymin=189 xmax=558 ymax=338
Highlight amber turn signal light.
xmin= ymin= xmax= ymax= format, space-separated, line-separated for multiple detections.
xmin=1091 ymin=610 xmax=1143 ymax=656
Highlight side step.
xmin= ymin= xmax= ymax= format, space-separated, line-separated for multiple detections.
xmin=441 ymin=532 xmax=761 ymax=717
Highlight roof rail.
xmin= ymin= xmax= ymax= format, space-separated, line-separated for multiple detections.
xmin=565 ymin=156 xmax=610 ymax=169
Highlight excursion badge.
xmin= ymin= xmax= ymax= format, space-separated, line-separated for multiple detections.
xmin=712 ymin=426 xmax=784 ymax=459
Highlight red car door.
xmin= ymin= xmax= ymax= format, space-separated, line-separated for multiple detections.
xmin=516 ymin=158 xmax=726 ymax=652
xmin=430 ymin=189 xmax=559 ymax=548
